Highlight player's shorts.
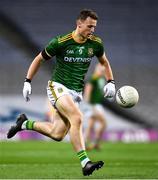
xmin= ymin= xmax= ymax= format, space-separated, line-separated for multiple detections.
xmin=80 ymin=102 xmax=105 ymax=119
xmin=47 ymin=80 xmax=83 ymax=107
xmin=93 ymin=104 xmax=105 ymax=115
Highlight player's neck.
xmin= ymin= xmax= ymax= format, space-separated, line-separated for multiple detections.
xmin=72 ymin=30 xmax=87 ymax=43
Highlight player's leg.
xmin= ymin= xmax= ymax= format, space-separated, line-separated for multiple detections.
xmin=55 ymin=95 xmax=104 ymax=175
xmin=56 ymin=94 xmax=85 ymax=151
xmin=85 ymin=116 xmax=97 ymax=151
xmin=33 ymin=110 xmax=70 ymax=141
xmin=82 ymin=104 xmax=95 ymax=145
xmin=36 ymin=101 xmax=69 ymax=140
xmin=85 ymin=116 xmax=95 ymax=144
xmin=45 ymin=100 xmax=55 ymax=122
xmin=7 ymin=81 xmax=71 ymax=140
xmin=93 ymin=105 xmax=106 ymax=149
xmin=7 ymin=110 xmax=70 ymax=141
xmin=95 ymin=114 xmax=106 ymax=141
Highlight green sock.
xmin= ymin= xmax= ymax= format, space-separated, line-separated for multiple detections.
xmin=23 ymin=120 xmax=35 ymax=130
xmin=77 ymin=150 xmax=90 ymax=167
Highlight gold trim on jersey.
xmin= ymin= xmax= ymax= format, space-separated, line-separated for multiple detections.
xmin=49 ymin=81 xmax=57 ymax=100
xmin=45 ymin=48 xmax=52 ymax=57
xmin=59 ymin=36 xmax=72 ymax=43
xmin=89 ymin=35 xmax=102 ymax=44
xmin=58 ymin=33 xmax=72 ymax=43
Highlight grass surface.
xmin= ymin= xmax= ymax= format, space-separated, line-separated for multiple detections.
xmin=0 ymin=141 xmax=158 ymax=179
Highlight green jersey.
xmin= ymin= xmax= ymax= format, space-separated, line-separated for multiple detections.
xmin=44 ymin=32 xmax=104 ymax=92
xmin=89 ymin=76 xmax=105 ymax=104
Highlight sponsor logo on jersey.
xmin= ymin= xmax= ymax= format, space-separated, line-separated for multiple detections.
xmin=64 ymin=57 xmax=92 ymax=62
xmin=66 ymin=50 xmax=74 ymax=54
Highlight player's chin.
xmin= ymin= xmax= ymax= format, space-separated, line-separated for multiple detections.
xmin=87 ymin=34 xmax=93 ymax=38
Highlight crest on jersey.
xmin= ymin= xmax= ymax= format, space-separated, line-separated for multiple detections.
xmin=78 ymin=46 xmax=84 ymax=55
xmin=58 ymin=87 xmax=63 ymax=93
xmin=88 ymin=48 xmax=93 ymax=57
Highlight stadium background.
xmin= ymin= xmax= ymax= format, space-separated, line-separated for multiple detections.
xmin=1 ymin=0 xmax=158 ymax=141
xmin=1 ymin=0 xmax=158 ymax=179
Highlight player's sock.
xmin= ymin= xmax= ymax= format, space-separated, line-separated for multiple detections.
xmin=77 ymin=150 xmax=90 ymax=167
xmin=22 ymin=120 xmax=35 ymax=130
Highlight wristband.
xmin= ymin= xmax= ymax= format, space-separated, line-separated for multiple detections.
xmin=24 ymin=78 xmax=31 ymax=83
xmin=107 ymin=80 xmax=115 ymax=84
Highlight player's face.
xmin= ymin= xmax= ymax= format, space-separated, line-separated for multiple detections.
xmin=78 ymin=17 xmax=97 ymax=38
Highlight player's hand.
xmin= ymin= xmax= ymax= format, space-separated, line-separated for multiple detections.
xmin=23 ymin=79 xmax=32 ymax=102
xmin=104 ymin=80 xmax=116 ymax=98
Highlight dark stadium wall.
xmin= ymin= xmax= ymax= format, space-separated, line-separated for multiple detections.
xmin=0 ymin=0 xmax=158 ymax=128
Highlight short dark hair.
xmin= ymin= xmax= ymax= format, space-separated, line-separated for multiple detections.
xmin=77 ymin=9 xmax=98 ymax=21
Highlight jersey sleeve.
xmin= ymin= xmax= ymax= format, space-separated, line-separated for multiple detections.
xmin=95 ymin=42 xmax=104 ymax=58
xmin=44 ymin=37 xmax=59 ymax=58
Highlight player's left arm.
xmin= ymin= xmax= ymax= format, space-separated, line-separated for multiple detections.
xmin=98 ymin=53 xmax=114 ymax=82
xmin=98 ymin=53 xmax=116 ymax=98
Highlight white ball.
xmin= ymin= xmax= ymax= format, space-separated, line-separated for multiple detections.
xmin=116 ymin=86 xmax=139 ymax=108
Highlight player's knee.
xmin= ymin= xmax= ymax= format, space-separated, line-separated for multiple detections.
xmin=101 ymin=120 xmax=106 ymax=128
xmin=52 ymin=136 xmax=63 ymax=142
xmin=71 ymin=112 xmax=83 ymax=127
xmin=50 ymin=133 xmax=65 ymax=142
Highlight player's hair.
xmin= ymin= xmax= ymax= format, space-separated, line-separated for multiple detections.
xmin=77 ymin=9 xmax=98 ymax=21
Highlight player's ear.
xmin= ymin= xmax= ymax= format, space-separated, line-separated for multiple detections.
xmin=77 ymin=19 xmax=82 ymax=28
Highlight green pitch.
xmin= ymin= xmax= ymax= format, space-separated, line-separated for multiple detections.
xmin=0 ymin=141 xmax=158 ymax=179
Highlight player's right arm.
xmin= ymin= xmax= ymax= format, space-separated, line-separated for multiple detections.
xmin=23 ymin=37 xmax=59 ymax=102
xmin=26 ymin=36 xmax=59 ymax=81
xmin=26 ymin=53 xmax=44 ymax=80
xmin=23 ymin=52 xmax=45 ymax=102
